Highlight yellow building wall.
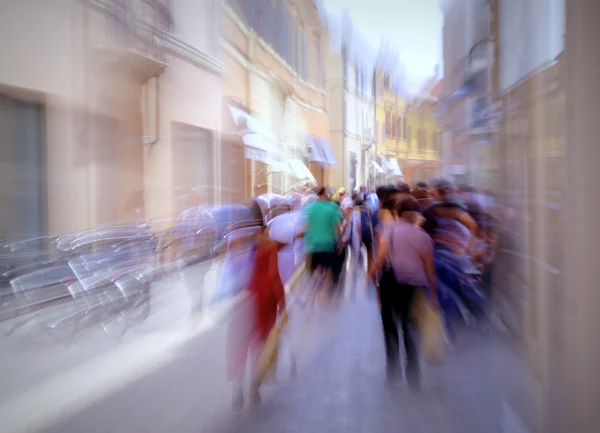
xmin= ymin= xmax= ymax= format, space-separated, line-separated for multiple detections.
xmin=405 ymin=100 xmax=441 ymax=185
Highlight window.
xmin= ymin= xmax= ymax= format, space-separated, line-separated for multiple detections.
xmin=343 ymin=100 xmax=348 ymax=130
xmin=407 ymin=126 xmax=412 ymax=146
xmin=403 ymin=117 xmax=407 ymax=139
xmin=288 ymin=18 xmax=296 ymax=69
xmin=360 ymin=109 xmax=365 ymax=132
xmin=355 ymin=63 xmax=359 ymax=92
xmin=241 ymin=0 xmax=257 ymax=28
xmin=421 ymin=129 xmax=427 ymax=150
xmin=385 ymin=110 xmax=390 ymax=135
xmin=397 ymin=116 xmax=402 ymax=138
xmin=278 ymin=4 xmax=289 ymax=62
xmin=263 ymin=0 xmax=276 ymax=46
xmin=316 ymin=36 xmax=324 ymax=87
xmin=384 ymin=73 xmax=390 ymax=89
xmin=295 ymin=24 xmax=303 ymax=73
xmin=302 ymin=31 xmax=308 ymax=79
xmin=432 ymin=132 xmax=440 ymax=152
xmin=372 ymin=71 xmax=377 ymax=100
xmin=360 ymin=67 xmax=364 ymax=94
xmin=342 ymin=46 xmax=348 ymax=83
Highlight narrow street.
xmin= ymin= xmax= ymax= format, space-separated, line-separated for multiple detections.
xmin=1 ymin=265 xmax=538 ymax=433
xmin=222 ymin=295 xmax=538 ymax=433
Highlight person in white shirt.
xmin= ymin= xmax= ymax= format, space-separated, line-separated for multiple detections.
xmin=338 ymin=195 xmax=362 ymax=298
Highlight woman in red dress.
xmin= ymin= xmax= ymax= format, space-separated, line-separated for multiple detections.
xmin=227 ymin=225 xmax=287 ymax=409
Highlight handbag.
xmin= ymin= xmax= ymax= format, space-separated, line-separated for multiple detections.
xmin=412 ymin=290 xmax=445 ymax=364
xmin=254 ymin=312 xmax=289 ymax=386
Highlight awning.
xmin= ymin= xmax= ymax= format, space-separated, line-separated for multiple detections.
xmin=379 ymin=156 xmax=394 ymax=173
xmin=229 ymin=106 xmax=275 ymax=139
xmin=305 ymin=134 xmax=337 ymax=166
xmin=370 ymin=161 xmax=384 ymax=173
xmin=242 ymin=134 xmax=283 ymax=163
xmin=269 ymin=160 xmax=293 ymax=174
xmin=387 ymin=158 xmax=403 ymax=176
xmin=316 ymin=137 xmax=337 ymax=166
xmin=305 ymin=134 xmax=326 ymax=164
xmin=229 ymin=105 xmax=282 ymax=164
xmin=288 ymin=159 xmax=316 ymax=182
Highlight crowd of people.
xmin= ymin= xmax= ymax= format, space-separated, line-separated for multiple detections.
xmin=225 ymin=179 xmax=498 ymax=408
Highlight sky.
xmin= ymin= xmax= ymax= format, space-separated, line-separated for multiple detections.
xmin=322 ymin=0 xmax=443 ymax=90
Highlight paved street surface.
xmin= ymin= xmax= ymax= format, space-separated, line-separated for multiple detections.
xmin=222 ymin=297 xmax=539 ymax=433
xmin=0 ymin=262 xmax=539 ymax=433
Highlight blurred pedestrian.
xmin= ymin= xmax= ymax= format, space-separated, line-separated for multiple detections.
xmin=303 ymin=187 xmax=344 ymax=305
xmin=337 ymin=195 xmax=360 ymax=299
xmin=227 ymin=225 xmax=288 ymax=409
xmin=367 ymin=195 xmax=438 ymax=389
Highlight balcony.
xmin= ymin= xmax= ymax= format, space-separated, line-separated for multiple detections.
xmin=469 ymin=98 xmax=500 ymax=136
xmin=89 ymin=0 xmax=172 ymax=79
xmin=89 ymin=0 xmax=222 ymax=78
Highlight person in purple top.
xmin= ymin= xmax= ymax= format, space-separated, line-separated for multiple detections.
xmin=368 ymin=195 xmax=438 ymax=389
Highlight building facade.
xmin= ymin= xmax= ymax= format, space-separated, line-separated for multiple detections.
xmin=327 ymin=13 xmax=376 ymax=191
xmin=404 ymin=79 xmax=443 ymax=185
xmin=439 ymin=0 xmax=473 ymax=185
xmin=373 ymin=68 xmax=441 ymax=187
xmin=219 ymin=0 xmax=334 ymax=200
xmin=373 ymin=68 xmax=405 ymax=186
xmin=0 ymin=0 xmax=223 ymax=239
xmin=440 ymin=0 xmax=572 ymax=431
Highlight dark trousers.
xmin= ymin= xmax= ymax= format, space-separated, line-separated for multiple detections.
xmin=379 ymin=269 xmax=419 ymax=374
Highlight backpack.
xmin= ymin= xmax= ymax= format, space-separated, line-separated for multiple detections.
xmin=360 ymin=206 xmax=373 ymax=244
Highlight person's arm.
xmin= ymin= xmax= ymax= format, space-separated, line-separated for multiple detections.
xmin=368 ymin=227 xmax=390 ymax=280
xmin=334 ymin=208 xmax=345 ymax=243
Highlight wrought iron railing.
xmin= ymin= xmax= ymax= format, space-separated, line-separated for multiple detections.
xmin=85 ymin=0 xmax=223 ymax=74
xmin=111 ymin=0 xmax=172 ymax=63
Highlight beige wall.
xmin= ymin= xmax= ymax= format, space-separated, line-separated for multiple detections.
xmin=220 ymin=2 xmax=331 ymax=193
xmin=0 ymin=0 xmax=222 ymax=235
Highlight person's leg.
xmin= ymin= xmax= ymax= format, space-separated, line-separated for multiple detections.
xmin=351 ymin=244 xmax=362 ymax=300
xmin=306 ymin=253 xmax=324 ymax=307
xmin=248 ymin=336 xmax=266 ymax=406
xmin=334 ymin=248 xmax=347 ymax=302
xmin=226 ymin=297 xmax=256 ymax=409
xmin=379 ymin=273 xmax=400 ymax=380
xmin=398 ymin=284 xmax=420 ymax=388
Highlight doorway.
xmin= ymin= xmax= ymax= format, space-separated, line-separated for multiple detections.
xmin=0 ymin=94 xmax=45 ymax=243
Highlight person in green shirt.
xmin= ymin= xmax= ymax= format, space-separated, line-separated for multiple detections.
xmin=304 ymin=188 xmax=342 ymax=253
xmin=302 ymin=187 xmax=344 ymax=304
